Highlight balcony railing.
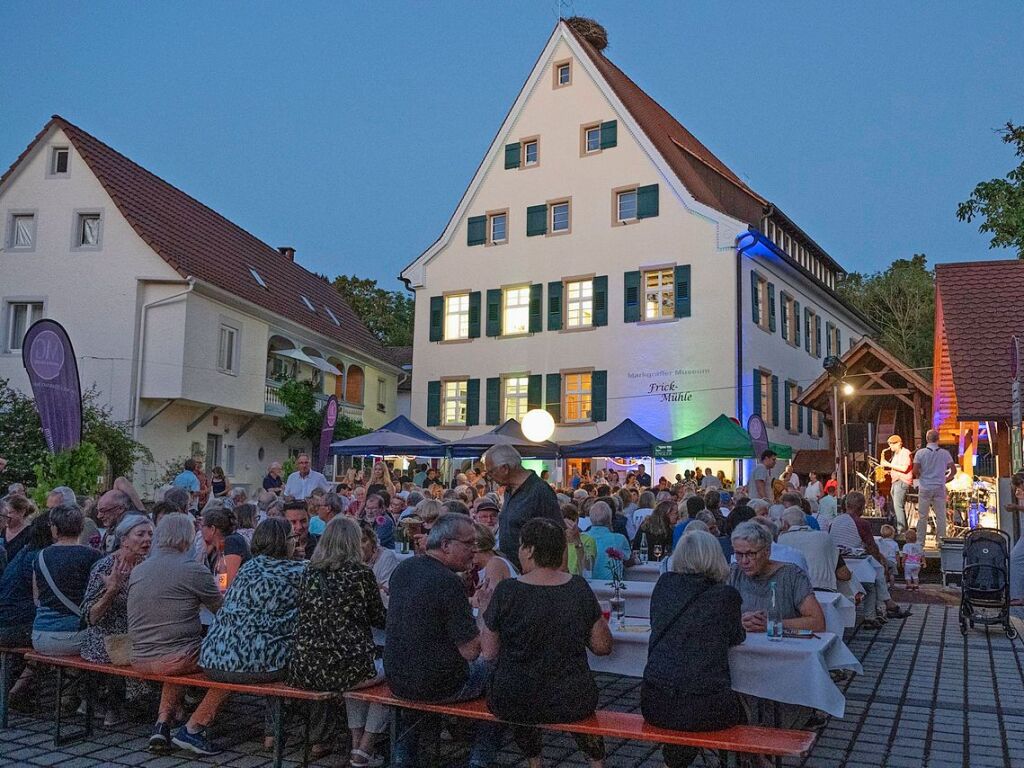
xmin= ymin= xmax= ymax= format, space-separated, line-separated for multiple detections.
xmin=264 ymin=378 xmax=330 ymax=417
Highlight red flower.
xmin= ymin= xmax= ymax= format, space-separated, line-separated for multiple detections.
xmin=605 ymin=547 xmax=624 ymax=561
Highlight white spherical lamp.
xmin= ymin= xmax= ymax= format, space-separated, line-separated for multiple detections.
xmin=522 ymin=408 xmax=555 ymax=443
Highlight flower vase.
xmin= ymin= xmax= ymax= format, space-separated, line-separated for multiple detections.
xmin=609 ymin=586 xmax=627 ymax=629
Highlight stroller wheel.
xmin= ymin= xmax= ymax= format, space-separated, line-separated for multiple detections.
xmin=1007 ymin=627 xmax=1019 ymax=640
xmin=959 ymin=619 xmax=968 ymax=636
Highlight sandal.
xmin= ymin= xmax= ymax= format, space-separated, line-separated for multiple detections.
xmin=350 ymin=748 xmax=384 ymax=767
xmin=886 ymin=606 xmax=912 ymax=619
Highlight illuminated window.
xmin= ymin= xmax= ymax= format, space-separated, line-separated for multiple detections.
xmin=444 ymin=293 xmax=470 ymax=340
xmin=643 ymin=268 xmax=674 ymax=320
xmin=759 ymin=370 xmax=773 ymax=426
xmin=443 ymin=380 xmax=468 ymax=426
xmin=565 ymin=279 xmax=593 ymax=328
xmin=502 ymin=285 xmax=530 ymax=335
xmin=502 ymin=375 xmax=530 ymax=421
xmin=564 ymin=372 xmax=593 ymax=423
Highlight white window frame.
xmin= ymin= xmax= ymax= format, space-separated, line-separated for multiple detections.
xmin=300 ymin=295 xmax=316 ymax=312
xmin=223 ymin=444 xmax=236 ymax=476
xmin=488 ymin=211 xmax=507 ymax=245
xmin=5 ymin=300 xmax=44 ymax=353
xmin=643 ymin=267 xmax=675 ymax=321
xmin=442 ymin=379 xmax=468 ymax=426
xmin=502 ymin=285 xmax=531 ymax=336
xmin=324 ymin=306 xmax=340 ymax=326
xmin=557 ymin=62 xmax=571 ymax=86
xmin=617 ymin=189 xmax=638 ymax=222
xmin=502 ymin=375 xmax=530 ymax=422
xmin=377 ymin=377 xmax=387 ymax=413
xmin=48 ymin=146 xmax=70 ymax=177
xmin=217 ymin=322 xmax=240 ymax=375
xmin=248 ymin=267 xmax=268 ymax=288
xmin=523 ymin=140 xmax=539 ymax=167
xmin=563 ymin=371 xmax=593 ymax=424
xmin=444 ymin=292 xmax=470 ymax=341
xmin=781 ymin=293 xmax=797 ymax=346
xmin=806 ymin=308 xmax=820 ymax=356
xmin=585 ymin=125 xmax=602 ymax=153
xmin=565 ymin=279 xmax=593 ymax=329
xmin=71 ymin=210 xmax=102 ymax=250
xmin=6 ymin=211 xmax=37 ymax=252
xmin=549 ymin=200 xmax=570 ymax=233
xmin=759 ymin=370 xmax=773 ymax=427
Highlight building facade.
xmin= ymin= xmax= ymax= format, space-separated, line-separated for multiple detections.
xmin=401 ymin=20 xmax=874 ymax=479
xmin=0 ymin=116 xmax=401 ymax=494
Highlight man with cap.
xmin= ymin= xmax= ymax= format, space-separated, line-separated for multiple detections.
xmin=880 ymin=434 xmax=914 ymax=532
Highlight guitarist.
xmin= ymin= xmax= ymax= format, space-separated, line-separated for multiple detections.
xmin=880 ymin=434 xmax=914 ymax=533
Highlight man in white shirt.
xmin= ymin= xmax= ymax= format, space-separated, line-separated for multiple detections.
xmin=815 ymin=480 xmax=838 ymax=531
xmin=779 ymin=507 xmax=839 ymax=590
xmin=913 ymin=430 xmax=958 ymax=544
xmin=284 ymin=453 xmax=332 ymax=500
xmin=750 ymin=450 xmax=777 ymax=503
xmin=880 ymin=434 xmax=914 ymax=533
xmin=804 ymin=471 xmax=823 ymax=505
xmin=699 ymin=468 xmax=721 ymax=490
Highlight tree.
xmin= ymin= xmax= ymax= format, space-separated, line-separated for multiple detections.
xmin=333 ymin=274 xmax=414 ymax=347
xmin=836 ymin=254 xmax=935 ymax=370
xmin=957 ymin=122 xmax=1024 ymax=258
xmin=276 ymin=379 xmax=371 ymax=450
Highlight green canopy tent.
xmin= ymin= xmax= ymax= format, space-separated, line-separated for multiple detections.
xmin=653 ymin=414 xmax=792 ymax=460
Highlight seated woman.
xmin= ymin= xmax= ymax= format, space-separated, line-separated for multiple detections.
xmin=80 ymin=514 xmax=154 ymax=725
xmin=1 ymin=493 xmax=35 ymax=565
xmin=359 ymin=521 xmax=400 ymax=607
xmin=288 ymin=516 xmax=388 ymax=767
xmin=480 ymin=518 xmax=613 ymax=768
xmin=632 ymin=499 xmax=677 ymax=560
xmin=200 ymin=504 xmax=250 ymax=589
xmin=472 ymin=523 xmax=517 ymax=591
xmin=233 ymin=503 xmax=258 ymax=545
xmin=642 ymin=530 xmax=746 ymax=768
xmin=562 ymin=503 xmax=596 ymax=577
xmin=32 ymin=504 xmax=102 ymax=656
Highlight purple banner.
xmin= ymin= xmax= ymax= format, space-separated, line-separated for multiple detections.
xmin=747 ymin=414 xmax=769 ymax=460
xmin=21 ymin=319 xmax=82 ymax=454
xmin=316 ymin=395 xmax=339 ymax=471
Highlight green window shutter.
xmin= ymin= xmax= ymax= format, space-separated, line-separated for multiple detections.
xmin=767 ymin=283 xmax=777 ymax=333
xmin=467 ymin=215 xmax=487 ymax=246
xmin=825 ymin=322 xmax=832 ymax=356
xmin=837 ymin=327 xmax=842 ymax=354
xmin=794 ymin=300 xmax=801 ymax=346
xmin=466 ymin=378 xmax=480 ymax=426
xmin=807 ymin=406 xmax=814 ymax=436
xmin=673 ymin=265 xmax=691 ymax=318
xmin=593 ymin=275 xmax=608 ymax=326
xmin=504 ymin=143 xmax=520 ymax=170
xmin=485 ymin=377 xmax=500 ymax=425
xmin=780 ymin=296 xmax=789 ymax=340
xmin=527 ymin=374 xmax=543 ymax=412
xmin=599 ymin=120 xmax=617 ymax=149
xmin=591 ymin=370 xmax=608 ymax=422
xmin=818 ymin=413 xmax=824 ymax=437
xmin=467 ymin=291 xmax=481 ymax=338
xmin=797 ymin=387 xmax=804 ymax=433
xmin=486 ymin=289 xmax=502 ymax=337
xmin=623 ymin=270 xmax=641 ymax=323
xmin=750 ymin=272 xmax=760 ymax=324
xmin=771 ymin=375 xmax=780 ymax=427
xmin=815 ymin=316 xmax=822 ymax=357
xmin=784 ymin=383 xmax=792 ymax=431
xmin=804 ymin=308 xmax=811 ymax=353
xmin=429 ymin=296 xmax=444 ymax=342
xmin=636 ymin=184 xmax=659 ymax=219
xmin=752 ymin=370 xmax=762 ymax=416
xmin=529 ymin=284 xmax=543 ymax=333
xmin=547 ymin=281 xmax=563 ymax=331
xmin=426 ymin=380 xmax=441 ymax=427
xmin=526 ymin=204 xmax=547 ymax=237
xmin=546 ymin=373 xmax=562 ymax=424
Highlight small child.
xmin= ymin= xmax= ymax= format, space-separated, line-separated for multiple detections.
xmin=902 ymin=528 xmax=924 ymax=590
xmin=877 ymin=525 xmax=900 ymax=587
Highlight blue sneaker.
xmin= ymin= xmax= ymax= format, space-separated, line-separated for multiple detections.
xmin=148 ymin=721 xmax=171 ymax=752
xmin=171 ymin=725 xmax=221 ymax=756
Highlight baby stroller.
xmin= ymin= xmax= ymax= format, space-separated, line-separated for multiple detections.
xmin=958 ymin=528 xmax=1016 ymax=639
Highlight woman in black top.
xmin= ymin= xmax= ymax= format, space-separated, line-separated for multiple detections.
xmin=481 ymin=518 xmax=613 ymax=768
xmin=642 ymin=530 xmax=746 ymax=768
xmin=632 ymin=499 xmax=678 ymax=560
xmin=210 ymin=467 xmax=230 ymax=498
xmin=200 ymin=504 xmax=250 ymax=589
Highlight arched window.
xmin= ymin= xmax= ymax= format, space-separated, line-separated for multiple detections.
xmin=335 ymin=366 xmax=345 ymax=400
xmin=346 ymin=365 xmax=364 ymax=405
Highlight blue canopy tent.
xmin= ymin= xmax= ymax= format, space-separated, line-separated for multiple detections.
xmin=446 ymin=419 xmax=559 ymax=459
xmin=559 ymin=418 xmax=666 ymax=458
xmin=329 ymin=415 xmax=447 ymax=457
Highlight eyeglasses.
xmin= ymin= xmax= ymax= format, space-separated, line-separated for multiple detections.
xmin=734 ymin=549 xmax=766 ymax=560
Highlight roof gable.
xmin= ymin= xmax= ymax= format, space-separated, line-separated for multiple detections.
xmin=2 ymin=115 xmax=391 ymax=367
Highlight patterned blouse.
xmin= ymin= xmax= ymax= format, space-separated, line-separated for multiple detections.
xmin=287 ymin=561 xmax=387 ymax=692
xmin=199 ymin=555 xmax=307 ymax=674
xmin=81 ymin=554 xmax=130 ymax=664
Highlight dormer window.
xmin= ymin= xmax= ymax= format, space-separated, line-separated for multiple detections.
xmin=51 ymin=147 xmax=69 ymax=175
xmin=248 ymin=267 xmax=268 ymax=289
xmin=300 ymin=295 xmax=315 ymax=312
xmin=325 ymin=306 xmax=340 ymax=326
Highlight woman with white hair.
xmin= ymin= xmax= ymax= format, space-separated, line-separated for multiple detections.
xmin=641 ymin=530 xmax=746 ymax=768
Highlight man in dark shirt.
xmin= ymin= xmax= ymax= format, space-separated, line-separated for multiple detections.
xmin=283 ymin=502 xmax=319 ymax=560
xmin=262 ymin=462 xmax=284 ymax=495
xmin=384 ymin=514 xmax=499 ymax=768
xmin=635 ymin=463 xmax=652 ymax=488
xmin=484 ymin=444 xmax=562 ymax=570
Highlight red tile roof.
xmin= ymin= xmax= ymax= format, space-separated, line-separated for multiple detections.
xmin=1 ymin=116 xmax=390 ymax=365
xmin=565 ymin=22 xmax=767 ymax=227
xmin=934 ymin=260 xmax=1024 ymax=421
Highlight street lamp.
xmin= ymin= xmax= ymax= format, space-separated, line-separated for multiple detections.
xmin=842 ymin=382 xmax=855 ymax=396
xmin=522 ymin=408 xmax=555 ymax=443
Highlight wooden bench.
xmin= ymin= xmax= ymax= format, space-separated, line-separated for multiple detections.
xmin=345 ymin=682 xmax=816 ymax=767
xmin=0 ymin=646 xmax=33 ymax=728
xmin=23 ymin=651 xmax=334 ymax=768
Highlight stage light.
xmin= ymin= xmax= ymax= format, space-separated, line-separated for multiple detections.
xmin=522 ymin=409 xmax=555 ymax=442
xmin=842 ymin=383 xmax=855 ymax=396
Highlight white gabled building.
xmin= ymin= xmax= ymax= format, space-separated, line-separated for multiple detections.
xmin=401 ymin=19 xmax=875 ymax=478
xmin=0 ymin=116 xmax=402 ymax=493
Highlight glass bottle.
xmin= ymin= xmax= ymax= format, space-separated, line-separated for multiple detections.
xmin=638 ymin=532 xmax=648 ymax=564
xmin=214 ymin=543 xmax=229 ymax=594
xmin=767 ymin=580 xmax=783 ymax=640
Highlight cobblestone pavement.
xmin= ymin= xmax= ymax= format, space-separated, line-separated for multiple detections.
xmin=3 ymin=605 xmax=1023 ymax=767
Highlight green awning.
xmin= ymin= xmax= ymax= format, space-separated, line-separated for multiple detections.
xmin=654 ymin=414 xmax=792 ymax=460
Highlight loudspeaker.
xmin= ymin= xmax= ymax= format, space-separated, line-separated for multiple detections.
xmin=844 ymin=423 xmax=868 ymax=454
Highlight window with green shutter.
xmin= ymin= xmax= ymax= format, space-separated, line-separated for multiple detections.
xmin=771 ymin=375 xmax=780 ymax=427
xmin=593 ymin=275 xmax=608 ymax=326
xmin=591 ymin=370 xmax=608 ymax=422
xmin=527 ymin=374 xmax=543 ymax=411
xmin=545 ymin=373 xmax=562 ymax=423
xmin=547 ymin=281 xmax=563 ymax=331
xmin=504 ymin=143 xmax=520 ymax=170
xmin=468 ymin=291 xmax=481 ymax=338
xmin=486 ymin=289 xmax=502 ymax=337
xmin=826 ymin=322 xmax=834 ymax=356
xmin=804 ymin=308 xmax=812 ymax=353
xmin=623 ymin=270 xmax=641 ymax=323
xmin=784 ymin=382 xmax=792 ymax=432
xmin=797 ymin=386 xmax=804 ymax=433
xmin=429 ymin=296 xmax=443 ymax=342
xmin=426 ymin=380 xmax=441 ymax=427
xmin=486 ymin=378 xmax=500 ymax=425
xmin=815 ymin=315 xmax=822 ymax=357
xmin=752 ymin=370 xmax=762 ymax=417
xmin=780 ymin=293 xmax=790 ymax=340
xmin=794 ymin=300 xmax=801 ymax=347
xmin=637 ymin=184 xmax=659 ymax=218
xmin=673 ymin=265 xmax=691 ymax=318
xmin=767 ymin=283 xmax=777 ymax=333
xmin=467 ymin=216 xmax=486 ymax=246
xmin=526 ymin=204 xmax=547 ymax=237
xmin=529 ymin=284 xmax=543 ymax=333
xmin=750 ymin=271 xmax=761 ymax=325
xmin=466 ymin=378 xmax=480 ymax=426
xmin=599 ymin=120 xmax=617 ymax=149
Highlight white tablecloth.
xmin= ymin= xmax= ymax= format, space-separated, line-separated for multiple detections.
xmin=623 ymin=562 xmax=663 ymax=583
xmin=588 ymin=626 xmax=861 ymax=718
xmin=845 ymin=556 xmax=880 ymax=585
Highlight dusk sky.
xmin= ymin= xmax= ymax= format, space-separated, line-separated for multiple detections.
xmin=3 ymin=1 xmax=1022 ymax=289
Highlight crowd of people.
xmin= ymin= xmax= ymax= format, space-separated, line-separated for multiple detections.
xmin=0 ymin=445 xmax=923 ymax=767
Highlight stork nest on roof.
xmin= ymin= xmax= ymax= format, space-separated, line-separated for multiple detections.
xmin=565 ymin=16 xmax=608 ymax=51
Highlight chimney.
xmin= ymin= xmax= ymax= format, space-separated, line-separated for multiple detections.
xmin=278 ymin=246 xmax=295 ymax=261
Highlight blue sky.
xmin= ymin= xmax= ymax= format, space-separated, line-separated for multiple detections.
xmin=2 ymin=1 xmax=1022 ymax=289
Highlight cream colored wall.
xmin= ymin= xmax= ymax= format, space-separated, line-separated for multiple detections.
xmin=411 ymin=39 xmax=737 ymax=441
xmin=0 ymin=127 xmax=181 ymax=421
